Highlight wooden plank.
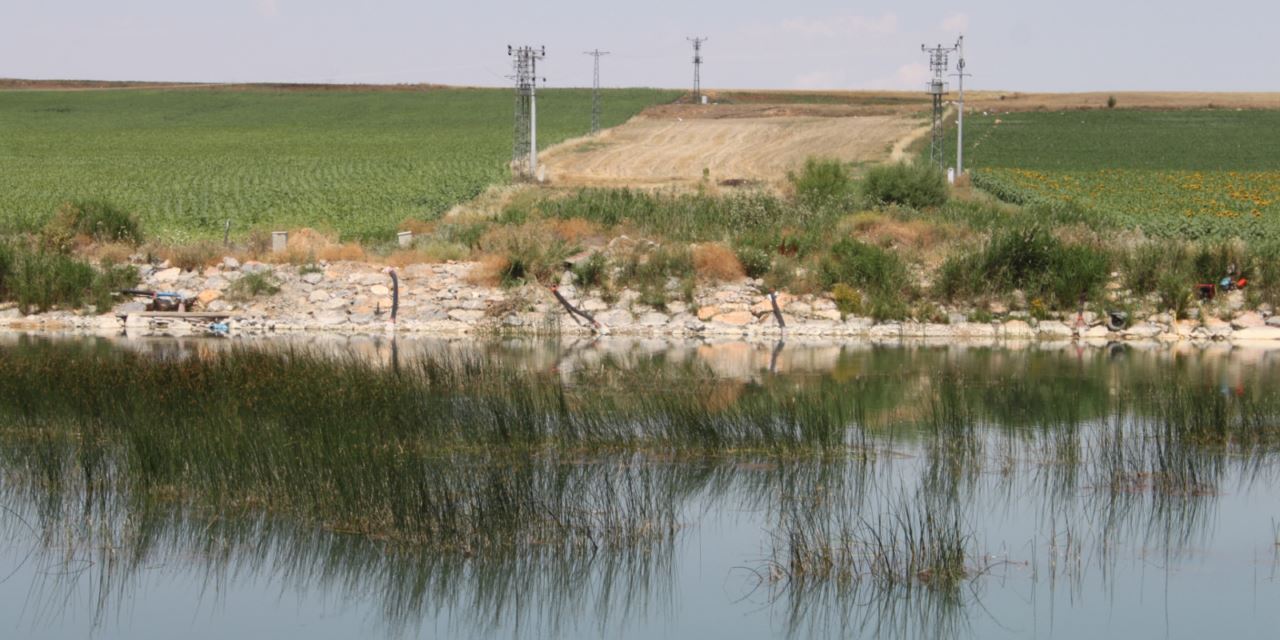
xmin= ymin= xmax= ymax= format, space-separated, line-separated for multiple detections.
xmin=117 ymin=312 xmax=237 ymax=320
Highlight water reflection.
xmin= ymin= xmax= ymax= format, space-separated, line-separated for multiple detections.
xmin=0 ymin=336 xmax=1278 ymax=638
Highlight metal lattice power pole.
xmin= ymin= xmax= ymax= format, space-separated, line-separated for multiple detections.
xmin=921 ymin=41 xmax=958 ymax=168
xmin=508 ymin=45 xmax=546 ymax=177
xmin=951 ymin=36 xmax=971 ymax=176
xmin=584 ymin=49 xmax=610 ymax=134
xmin=687 ymin=37 xmax=707 ymax=103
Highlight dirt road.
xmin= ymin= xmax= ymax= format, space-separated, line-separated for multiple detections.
xmin=541 ymin=107 xmax=921 ymax=188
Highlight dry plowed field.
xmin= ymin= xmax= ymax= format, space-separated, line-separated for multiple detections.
xmin=540 ymin=106 xmax=921 ymax=188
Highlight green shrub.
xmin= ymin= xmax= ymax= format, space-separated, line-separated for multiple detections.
xmin=572 ymin=252 xmax=608 ymax=289
xmin=226 ymin=271 xmax=281 ymax=301
xmin=831 ymin=283 xmax=862 ymax=317
xmin=866 ymin=291 xmax=908 ymax=322
xmin=863 ymin=162 xmax=948 ymax=209
xmin=935 ymin=226 xmax=1111 ymax=310
xmin=818 ymin=238 xmax=907 ymax=293
xmin=43 ymin=200 xmax=143 ymax=248
xmin=1157 ymin=273 xmax=1193 ymax=320
xmin=788 ymin=157 xmax=855 ymax=209
xmin=3 ymin=246 xmax=94 ymax=313
xmin=500 ymin=237 xmax=576 ymax=286
xmin=735 ymin=245 xmax=772 ymax=279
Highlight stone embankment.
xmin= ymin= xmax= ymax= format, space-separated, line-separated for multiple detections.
xmin=5 ymin=257 xmax=1280 ymax=344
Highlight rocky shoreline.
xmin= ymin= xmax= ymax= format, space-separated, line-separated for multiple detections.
xmin=4 ymin=257 xmax=1280 ymax=345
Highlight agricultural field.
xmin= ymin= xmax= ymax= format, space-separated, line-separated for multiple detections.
xmin=0 ymin=87 xmax=679 ymax=241
xmin=958 ymin=109 xmax=1280 ymax=239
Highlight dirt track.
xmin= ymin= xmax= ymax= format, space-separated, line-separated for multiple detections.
xmin=541 ymin=108 xmax=922 ymax=188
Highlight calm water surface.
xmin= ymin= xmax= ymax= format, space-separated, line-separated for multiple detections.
xmin=0 ymin=335 xmax=1277 ymax=639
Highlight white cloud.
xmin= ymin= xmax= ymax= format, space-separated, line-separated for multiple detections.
xmin=941 ymin=13 xmax=969 ymax=32
xmin=780 ymin=13 xmax=898 ymax=38
xmin=255 ymin=0 xmax=280 ymax=18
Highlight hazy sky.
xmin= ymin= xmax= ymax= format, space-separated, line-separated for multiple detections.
xmin=0 ymin=0 xmax=1275 ymax=91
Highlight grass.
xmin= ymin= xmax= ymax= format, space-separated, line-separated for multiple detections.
xmin=0 ymin=87 xmax=679 ymax=241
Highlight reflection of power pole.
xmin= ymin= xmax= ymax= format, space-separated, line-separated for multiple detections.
xmin=584 ymin=49 xmax=610 ymax=134
xmin=508 ymin=45 xmax=546 ymax=177
xmin=921 ymin=40 xmax=958 ymax=168
xmin=951 ymin=36 xmax=971 ymax=176
xmin=687 ymin=37 xmax=707 ymax=103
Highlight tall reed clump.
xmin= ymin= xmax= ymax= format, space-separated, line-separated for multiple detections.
xmin=0 ymin=241 xmax=135 ymax=313
xmin=934 ymin=225 xmax=1110 ymax=310
xmin=0 ymin=344 xmax=869 ymax=554
xmin=769 ymin=489 xmax=975 ymax=594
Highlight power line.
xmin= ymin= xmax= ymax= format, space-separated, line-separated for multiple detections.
xmin=921 ymin=40 xmax=959 ymax=169
xmin=687 ymin=37 xmax=707 ymax=103
xmin=507 ymin=45 xmax=546 ymax=178
xmin=584 ymin=49 xmax=610 ymax=134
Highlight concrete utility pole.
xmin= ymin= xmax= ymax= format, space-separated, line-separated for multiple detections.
xmin=687 ymin=37 xmax=707 ymax=103
xmin=508 ymin=45 xmax=546 ymax=177
xmin=951 ymin=36 xmax=971 ymax=176
xmin=921 ymin=40 xmax=959 ymax=169
xmin=584 ymin=49 xmax=610 ymax=134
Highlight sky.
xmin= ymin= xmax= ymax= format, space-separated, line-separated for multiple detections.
xmin=0 ymin=0 xmax=1275 ymax=92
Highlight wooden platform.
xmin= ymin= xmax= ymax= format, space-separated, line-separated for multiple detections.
xmin=117 ymin=312 xmax=237 ymax=320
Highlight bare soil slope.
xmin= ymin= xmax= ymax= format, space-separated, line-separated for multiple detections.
xmin=541 ymin=105 xmax=921 ymax=188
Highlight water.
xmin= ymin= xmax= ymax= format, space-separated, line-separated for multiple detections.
xmin=0 ymin=335 xmax=1277 ymax=639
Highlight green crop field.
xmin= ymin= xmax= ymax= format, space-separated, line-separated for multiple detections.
xmin=956 ymin=109 xmax=1280 ymax=239
xmin=0 ymin=87 xmax=679 ymax=241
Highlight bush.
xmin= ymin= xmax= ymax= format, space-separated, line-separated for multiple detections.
xmin=1107 ymin=95 xmax=1117 ymax=109
xmin=43 ymin=200 xmax=143 ymax=249
xmin=934 ymin=226 xmax=1111 ymax=310
xmin=863 ymin=162 xmax=948 ymax=209
xmin=226 ymin=272 xmax=281 ymax=301
xmin=0 ymin=243 xmax=107 ymax=313
xmin=818 ymin=238 xmax=907 ymax=293
xmin=572 ymin=252 xmax=608 ymax=289
xmin=735 ymin=245 xmax=772 ymax=279
xmin=788 ymin=157 xmax=855 ymax=209
xmin=831 ymin=283 xmax=862 ymax=317
xmin=692 ymin=243 xmax=745 ymax=282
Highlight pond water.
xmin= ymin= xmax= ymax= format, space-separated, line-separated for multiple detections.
xmin=0 ymin=335 xmax=1277 ymax=639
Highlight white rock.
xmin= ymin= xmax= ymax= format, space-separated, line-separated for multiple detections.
xmin=309 ymin=290 xmax=331 ymax=303
xmin=447 ymin=309 xmax=485 ymax=322
xmin=153 ymin=267 xmax=182 ymax=283
xmin=1232 ymin=327 xmax=1280 ymax=341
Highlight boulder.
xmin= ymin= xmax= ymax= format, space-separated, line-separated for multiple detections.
xmin=1002 ymin=320 xmax=1034 ymax=338
xmin=1124 ymin=323 xmax=1164 ymax=339
xmin=153 ymin=267 xmax=182 ymax=283
xmin=221 ymin=256 xmax=241 ymax=270
xmin=371 ymin=284 xmax=390 ymax=296
xmin=696 ymin=305 xmax=720 ymax=321
xmin=1231 ymin=311 xmax=1266 ymax=329
xmin=710 ymin=310 xmax=754 ymax=326
xmin=196 ymin=290 xmax=223 ymax=307
xmin=1232 ymin=327 xmax=1280 ymax=341
xmin=301 ymin=272 xmax=324 ymax=285
xmin=308 ymin=290 xmax=331 ymax=303
xmin=637 ymin=312 xmax=670 ymax=327
xmin=447 ymin=309 xmax=485 ymax=322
